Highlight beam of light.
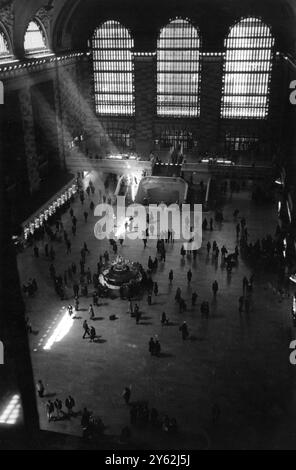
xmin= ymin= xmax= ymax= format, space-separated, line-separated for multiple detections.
xmin=130 ymin=174 xmax=140 ymax=202
xmin=43 ymin=312 xmax=74 ymax=351
xmin=115 ymin=217 xmax=130 ymax=239
xmin=21 ymin=53 xmax=128 ymax=182
xmin=0 ymin=395 xmax=21 ymax=425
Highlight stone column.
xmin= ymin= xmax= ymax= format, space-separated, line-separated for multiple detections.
xmin=18 ymin=87 xmax=40 ymax=193
xmin=134 ymin=54 xmax=156 ymax=158
xmin=53 ymin=72 xmax=66 ymax=169
xmin=199 ymin=55 xmax=224 ymax=153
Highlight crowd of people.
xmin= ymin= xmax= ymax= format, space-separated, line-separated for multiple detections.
xmin=22 ymin=171 xmax=290 ymax=446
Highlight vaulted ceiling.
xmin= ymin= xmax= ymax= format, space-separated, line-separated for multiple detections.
xmin=1 ymin=0 xmax=296 ymax=56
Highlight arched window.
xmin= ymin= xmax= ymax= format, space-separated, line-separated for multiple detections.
xmin=0 ymin=26 xmax=11 ymax=58
xmin=24 ymin=20 xmax=48 ymax=53
xmin=157 ymin=19 xmax=201 ymax=117
xmin=221 ymin=17 xmax=275 ymax=119
xmin=91 ymin=21 xmax=134 ymax=115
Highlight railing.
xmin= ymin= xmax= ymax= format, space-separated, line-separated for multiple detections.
xmin=22 ymin=177 xmax=78 ymax=241
xmin=66 ymin=154 xmax=152 ymax=175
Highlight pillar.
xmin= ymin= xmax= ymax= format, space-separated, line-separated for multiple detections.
xmin=134 ymin=54 xmax=156 ymax=158
xmin=18 ymin=87 xmax=40 ymax=193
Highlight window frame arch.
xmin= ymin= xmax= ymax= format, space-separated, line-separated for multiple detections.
xmin=91 ymin=20 xmax=135 ymax=116
xmin=221 ymin=16 xmax=275 ymax=120
xmin=24 ymin=18 xmax=49 ymax=54
xmin=0 ymin=22 xmax=13 ymax=59
xmin=157 ymin=17 xmax=202 ymax=118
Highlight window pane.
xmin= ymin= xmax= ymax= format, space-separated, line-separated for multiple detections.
xmin=0 ymin=31 xmax=10 ymax=56
xmin=157 ymin=19 xmax=201 ymax=118
xmin=24 ymin=21 xmax=47 ymax=52
xmin=221 ymin=17 xmax=275 ymax=119
xmin=91 ymin=21 xmax=135 ymax=116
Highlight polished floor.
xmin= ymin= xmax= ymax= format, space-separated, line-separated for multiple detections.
xmin=17 ymin=172 xmax=296 ymax=449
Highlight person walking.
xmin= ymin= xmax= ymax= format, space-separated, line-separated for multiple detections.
xmin=54 ymin=399 xmax=63 ymax=419
xmin=221 ymin=245 xmax=227 ymax=259
xmin=122 ymin=386 xmax=131 ymax=405
xmin=67 ymin=304 xmax=73 ymax=316
xmin=36 ymin=380 xmax=45 ymax=398
xmin=65 ymin=395 xmax=75 ymax=416
xmin=74 ymin=296 xmax=79 ymax=311
xmin=153 ymin=282 xmax=159 ymax=296
xmin=46 ymin=400 xmax=55 ymax=422
xmin=187 ymin=269 xmax=192 ymax=283
xmin=154 ymin=340 xmax=161 ymax=357
xmin=175 ymin=287 xmax=181 ymax=303
xmin=243 ymin=276 xmax=248 ymax=294
xmin=148 ymin=256 xmax=153 ymax=270
xmin=90 ymin=326 xmax=96 ymax=342
xmin=83 ymin=211 xmax=88 ymax=223
xmin=89 ymin=304 xmax=95 ymax=320
xmin=134 ymin=304 xmax=140 ymax=317
xmin=212 ymin=280 xmax=218 ymax=297
xmin=136 ymin=307 xmax=141 ymax=324
xmin=149 ymin=337 xmax=155 ymax=356
xmin=179 ymin=321 xmax=189 ymax=340
xmin=169 ymin=270 xmax=174 ymax=284
xmin=207 ymin=241 xmax=211 ymax=255
xmin=161 ymin=312 xmax=168 ymax=325
xmin=180 ymin=245 xmax=186 ymax=258
xmin=82 ymin=320 xmax=90 ymax=339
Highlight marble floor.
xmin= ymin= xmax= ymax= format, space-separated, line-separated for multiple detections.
xmin=17 ymin=172 xmax=296 ymax=449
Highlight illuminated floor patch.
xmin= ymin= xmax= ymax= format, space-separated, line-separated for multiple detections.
xmin=43 ymin=311 xmax=74 ymax=351
xmin=0 ymin=395 xmax=21 ymax=424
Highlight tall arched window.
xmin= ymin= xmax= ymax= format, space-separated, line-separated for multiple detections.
xmin=91 ymin=21 xmax=134 ymax=115
xmin=24 ymin=20 xmax=48 ymax=53
xmin=0 ymin=25 xmax=11 ymax=58
xmin=157 ymin=18 xmax=201 ymax=117
xmin=221 ymin=17 xmax=275 ymax=119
